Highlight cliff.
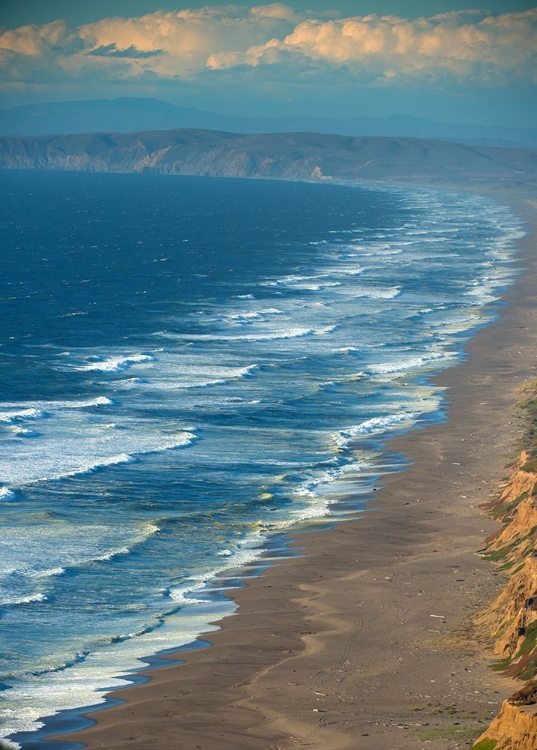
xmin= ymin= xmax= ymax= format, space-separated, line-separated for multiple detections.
xmin=1 ymin=129 xmax=536 ymax=189
xmin=472 ymin=382 xmax=537 ymax=749
xmin=472 ymin=699 xmax=537 ymax=750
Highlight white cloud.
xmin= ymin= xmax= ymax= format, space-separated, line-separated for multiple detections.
xmin=211 ymin=8 xmax=537 ymax=85
xmin=0 ymin=5 xmax=536 ymax=93
xmin=75 ymin=4 xmax=301 ymax=79
xmin=250 ymin=3 xmax=298 ymax=20
xmin=0 ymin=20 xmax=76 ymax=57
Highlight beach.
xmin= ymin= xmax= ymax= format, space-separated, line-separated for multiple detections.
xmin=36 ymin=185 xmax=536 ymax=750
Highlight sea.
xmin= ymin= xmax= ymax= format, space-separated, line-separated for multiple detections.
xmin=0 ymin=170 xmax=524 ymax=747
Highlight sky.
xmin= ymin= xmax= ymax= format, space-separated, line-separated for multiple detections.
xmin=1 ymin=1 xmax=536 ymax=128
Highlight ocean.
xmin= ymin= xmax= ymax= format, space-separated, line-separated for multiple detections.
xmin=0 ymin=170 xmax=523 ymax=746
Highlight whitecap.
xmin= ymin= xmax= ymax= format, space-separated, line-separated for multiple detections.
xmin=25 ymin=567 xmax=66 ymax=579
xmin=335 ymin=412 xmax=418 ymax=449
xmin=0 ymin=431 xmax=196 ymax=486
xmin=1 ymin=592 xmax=47 ymax=606
xmin=69 ymin=396 xmax=113 ymax=407
xmin=8 ymin=426 xmax=40 ymax=438
xmin=52 ymin=453 xmax=134 ymax=479
xmin=352 ymin=286 xmax=401 ymax=300
xmin=168 ymin=581 xmax=210 ymax=606
xmin=74 ymin=354 xmax=154 ymax=372
xmin=368 ymin=351 xmax=453 ymax=375
xmin=116 ymin=364 xmax=257 ymax=391
xmin=225 ymin=308 xmax=284 ymax=322
xmin=92 ymin=523 xmax=161 ymax=562
xmin=156 ymin=327 xmax=333 ymax=343
xmin=261 ymin=274 xmax=342 ymax=291
xmin=0 ymin=408 xmax=45 ymax=424
xmin=0 ymin=739 xmax=22 ymax=749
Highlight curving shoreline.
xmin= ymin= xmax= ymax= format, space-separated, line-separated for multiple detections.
xmin=11 ymin=182 xmax=537 ymax=750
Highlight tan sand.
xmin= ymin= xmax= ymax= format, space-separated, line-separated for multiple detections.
xmin=52 ymin=187 xmax=537 ymax=750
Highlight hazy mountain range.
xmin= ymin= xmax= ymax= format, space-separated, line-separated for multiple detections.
xmin=1 ymin=97 xmax=537 ymax=150
xmin=1 ymin=130 xmax=535 ymax=191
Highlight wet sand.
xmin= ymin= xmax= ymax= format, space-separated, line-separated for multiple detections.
xmin=52 ymin=186 xmax=537 ymax=750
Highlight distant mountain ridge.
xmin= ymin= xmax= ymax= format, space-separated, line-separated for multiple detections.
xmin=1 ymin=97 xmax=536 ymax=150
xmin=1 ymin=129 xmax=536 ymax=191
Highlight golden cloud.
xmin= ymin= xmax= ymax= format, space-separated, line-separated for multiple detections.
xmin=1 ymin=5 xmax=535 ymax=88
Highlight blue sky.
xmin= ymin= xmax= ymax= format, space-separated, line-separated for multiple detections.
xmin=1 ymin=2 xmax=536 ymax=127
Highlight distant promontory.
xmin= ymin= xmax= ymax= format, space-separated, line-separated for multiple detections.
xmin=1 ymin=129 xmax=536 ymax=190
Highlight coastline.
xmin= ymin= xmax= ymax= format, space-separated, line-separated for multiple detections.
xmin=24 ymin=183 xmax=537 ymax=749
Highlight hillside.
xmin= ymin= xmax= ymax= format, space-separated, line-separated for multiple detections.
xmin=1 ymin=129 xmax=536 ymax=189
xmin=1 ymin=98 xmax=536 ymax=149
xmin=472 ymin=382 xmax=537 ymax=750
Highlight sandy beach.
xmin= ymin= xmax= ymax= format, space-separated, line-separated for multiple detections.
xmin=48 ymin=185 xmax=537 ymax=750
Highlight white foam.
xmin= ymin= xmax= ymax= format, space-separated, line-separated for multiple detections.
xmin=0 ymin=397 xmax=111 ymax=415
xmin=1 ymin=521 xmax=161 ymax=581
xmin=0 ymin=739 xmax=22 ymax=749
xmin=0 ymin=600 xmax=229 ymax=741
xmin=335 ymin=412 xmax=418 ymax=449
xmin=261 ymin=274 xmax=342 ymax=291
xmin=225 ymin=308 xmax=284 ymax=322
xmin=368 ymin=351 xmax=452 ymax=375
xmin=74 ymin=354 xmax=154 ymax=372
xmin=0 ymin=488 xmax=14 ymax=500
xmin=116 ymin=363 xmax=257 ymax=391
xmin=322 ymin=265 xmax=365 ymax=277
xmin=294 ymin=459 xmax=373 ymax=500
xmin=0 ymin=429 xmax=196 ymax=486
xmin=93 ymin=523 xmax=160 ymax=562
xmin=168 ymin=582 xmax=208 ymax=606
xmin=26 ymin=567 xmax=65 ymax=579
xmin=56 ymin=453 xmax=134 ymax=479
xmin=157 ymin=326 xmax=334 ymax=343
xmin=1 ymin=592 xmax=47 ymax=606
xmin=0 ymin=408 xmax=45 ymax=424
xmin=69 ymin=396 xmax=113 ymax=407
xmin=8 ymin=426 xmax=39 ymax=437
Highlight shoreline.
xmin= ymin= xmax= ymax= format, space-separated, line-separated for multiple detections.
xmin=16 ymin=182 xmax=537 ymax=749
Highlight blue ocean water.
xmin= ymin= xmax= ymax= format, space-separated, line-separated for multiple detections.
xmin=0 ymin=171 xmax=523 ymax=743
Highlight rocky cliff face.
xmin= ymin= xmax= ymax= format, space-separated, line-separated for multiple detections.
xmin=472 ymin=382 xmax=537 ymax=749
xmin=1 ymin=129 xmax=536 ymax=189
xmin=478 ymin=453 xmax=537 ymax=669
xmin=473 ymin=699 xmax=537 ymax=750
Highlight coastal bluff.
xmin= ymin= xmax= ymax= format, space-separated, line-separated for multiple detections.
xmin=0 ymin=129 xmax=537 ymax=189
xmin=473 ymin=382 xmax=537 ymax=750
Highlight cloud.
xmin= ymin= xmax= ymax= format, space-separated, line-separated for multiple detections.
xmin=250 ymin=3 xmax=298 ymax=20
xmin=209 ymin=8 xmax=537 ymax=86
xmin=0 ymin=20 xmax=77 ymax=57
xmin=74 ymin=4 xmax=302 ymax=78
xmin=0 ymin=4 xmax=536 ymax=96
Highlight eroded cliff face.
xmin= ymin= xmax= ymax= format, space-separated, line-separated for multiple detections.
xmin=478 ymin=455 xmax=537 ymax=670
xmin=472 ymin=382 xmax=537 ymax=749
xmin=473 ymin=699 xmax=537 ymax=750
xmin=1 ymin=130 xmax=537 ymax=189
